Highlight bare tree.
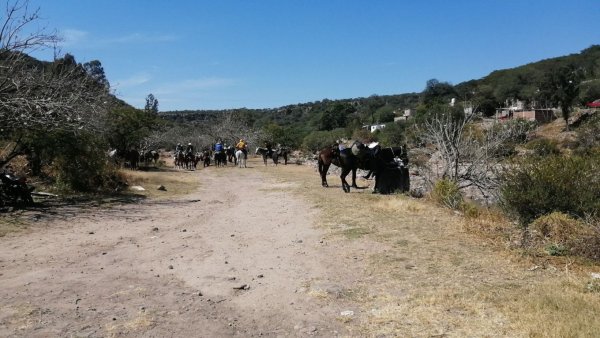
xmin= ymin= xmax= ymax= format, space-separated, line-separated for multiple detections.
xmin=0 ymin=0 xmax=111 ymax=167
xmin=206 ymin=111 xmax=263 ymax=147
xmin=0 ymin=0 xmax=58 ymax=53
xmin=143 ymin=111 xmax=264 ymax=154
xmin=419 ymin=109 xmax=534 ymax=200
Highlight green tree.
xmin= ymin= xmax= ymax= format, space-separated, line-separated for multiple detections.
xmin=377 ymin=121 xmax=406 ymax=146
xmin=145 ymin=93 xmax=159 ymax=114
xmin=83 ymin=60 xmax=110 ymax=90
xmin=105 ymin=107 xmax=158 ymax=152
xmin=538 ymin=66 xmax=582 ymax=130
xmin=421 ymin=79 xmax=456 ymax=106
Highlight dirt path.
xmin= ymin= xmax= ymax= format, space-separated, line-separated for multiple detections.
xmin=3 ymin=158 xmax=596 ymax=337
xmin=0 ymin=162 xmax=367 ymax=337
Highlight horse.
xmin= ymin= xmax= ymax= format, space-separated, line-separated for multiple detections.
xmin=372 ymin=154 xmax=410 ymax=194
xmin=362 ymin=145 xmax=407 ymax=179
xmin=201 ymin=150 xmax=211 ymax=167
xmin=174 ymin=151 xmax=186 ymax=169
xmin=226 ymin=146 xmax=236 ymax=163
xmin=255 ymin=147 xmax=274 ymax=166
xmin=357 ymin=145 xmax=410 ymax=194
xmin=272 ymin=147 xmax=290 ymax=166
xmin=214 ymin=151 xmax=227 ymax=167
xmin=124 ymin=149 xmax=140 ymax=170
xmin=235 ymin=149 xmax=247 ymax=168
xmin=141 ymin=149 xmax=159 ymax=166
xmin=317 ymin=142 xmax=374 ymax=193
xmin=185 ymin=151 xmax=197 ymax=170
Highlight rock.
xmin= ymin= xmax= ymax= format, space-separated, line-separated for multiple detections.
xmin=130 ymin=185 xmax=145 ymax=191
xmin=591 ymin=273 xmax=600 ymax=279
xmin=233 ymin=284 xmax=249 ymax=290
xmin=157 ymin=185 xmax=167 ymax=191
xmin=340 ymin=310 xmax=354 ymax=317
xmin=168 ymin=265 xmax=174 ymax=269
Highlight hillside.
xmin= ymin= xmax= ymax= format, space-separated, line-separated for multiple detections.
xmin=160 ymin=45 xmax=600 ymax=129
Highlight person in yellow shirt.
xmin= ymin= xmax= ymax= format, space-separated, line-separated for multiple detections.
xmin=236 ymin=139 xmax=247 ymax=156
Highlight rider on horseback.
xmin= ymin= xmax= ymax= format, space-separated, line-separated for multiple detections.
xmin=175 ymin=142 xmax=183 ymax=155
xmin=214 ymin=139 xmax=223 ymax=153
xmin=186 ymin=142 xmax=194 ymax=155
xmin=333 ymin=139 xmax=346 ymax=158
xmin=236 ymin=139 xmax=247 ymax=156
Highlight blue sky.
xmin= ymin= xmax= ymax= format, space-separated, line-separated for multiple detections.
xmin=29 ymin=0 xmax=599 ymax=111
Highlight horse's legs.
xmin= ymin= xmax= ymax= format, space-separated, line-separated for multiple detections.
xmin=318 ymin=160 xmax=329 ymax=187
xmin=340 ymin=167 xmax=352 ymax=193
xmin=351 ymin=168 xmax=359 ymax=188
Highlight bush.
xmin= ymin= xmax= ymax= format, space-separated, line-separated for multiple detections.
xmin=574 ymin=113 xmax=600 ymax=155
xmin=528 ymin=212 xmax=600 ymax=259
xmin=42 ymin=131 xmax=121 ymax=192
xmin=500 ymin=154 xmax=600 ymax=226
xmin=301 ymin=128 xmax=346 ymax=153
xmin=431 ymin=179 xmax=463 ymax=210
xmin=525 ymin=138 xmax=561 ymax=156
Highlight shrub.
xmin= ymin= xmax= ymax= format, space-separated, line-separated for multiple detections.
xmin=301 ymin=128 xmax=346 ymax=153
xmin=525 ymin=138 xmax=561 ymax=156
xmin=460 ymin=201 xmax=481 ymax=218
xmin=528 ymin=212 xmax=600 ymax=259
xmin=574 ymin=113 xmax=600 ymax=155
xmin=431 ymin=179 xmax=463 ymax=210
xmin=45 ymin=131 xmax=122 ymax=192
xmin=500 ymin=154 xmax=600 ymax=226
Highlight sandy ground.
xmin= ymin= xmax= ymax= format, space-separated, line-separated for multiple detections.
xmin=0 ymin=160 xmax=367 ymax=337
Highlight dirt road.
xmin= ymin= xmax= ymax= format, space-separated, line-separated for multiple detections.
xmin=3 ymin=157 xmax=596 ymax=337
xmin=0 ymin=161 xmax=366 ymax=337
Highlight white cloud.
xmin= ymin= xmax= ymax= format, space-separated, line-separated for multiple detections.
xmin=101 ymin=33 xmax=179 ymax=45
xmin=113 ymin=73 xmax=152 ymax=89
xmin=152 ymin=77 xmax=237 ymax=95
xmin=61 ymin=29 xmax=88 ymax=46
xmin=58 ymin=29 xmax=177 ymax=49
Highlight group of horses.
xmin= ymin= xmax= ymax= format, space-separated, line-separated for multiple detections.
xmin=255 ymin=146 xmax=290 ymax=166
xmin=174 ymin=151 xmax=200 ymax=170
xmin=318 ymin=142 xmax=410 ymax=194
xmin=175 ymin=146 xmax=248 ymax=170
xmin=109 ymin=148 xmax=159 ymax=170
xmin=110 ymin=143 xmax=408 ymax=194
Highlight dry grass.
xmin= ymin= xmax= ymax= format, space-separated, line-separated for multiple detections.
xmin=261 ymin=162 xmax=600 ymax=337
xmin=120 ymin=168 xmax=200 ymax=200
xmin=0 ymin=165 xmax=201 ymax=237
xmin=0 ymin=214 xmax=29 ymax=237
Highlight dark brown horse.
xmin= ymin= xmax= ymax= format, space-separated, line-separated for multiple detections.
xmin=272 ymin=147 xmax=290 ymax=166
xmin=226 ymin=146 xmax=236 ymax=163
xmin=317 ymin=146 xmax=367 ymax=193
xmin=214 ymin=151 xmax=227 ymax=167
xmin=255 ymin=147 xmax=274 ymax=166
